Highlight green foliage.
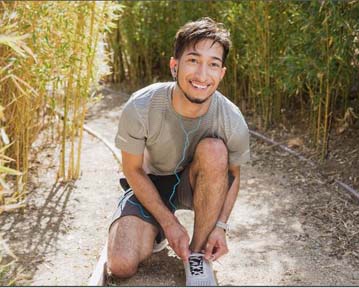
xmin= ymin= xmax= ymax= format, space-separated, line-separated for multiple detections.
xmin=107 ymin=0 xmax=359 ymax=158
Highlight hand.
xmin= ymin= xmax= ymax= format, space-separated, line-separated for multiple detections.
xmin=163 ymin=221 xmax=190 ymax=262
xmin=204 ymin=227 xmax=228 ymax=261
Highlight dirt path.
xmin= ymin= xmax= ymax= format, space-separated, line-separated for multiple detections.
xmin=4 ymin=85 xmax=357 ymax=286
xmin=109 ymin=149 xmax=358 ymax=286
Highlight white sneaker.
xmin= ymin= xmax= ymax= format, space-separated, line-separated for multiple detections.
xmin=184 ymin=253 xmax=217 ymax=286
xmin=152 ymin=238 xmax=168 ymax=253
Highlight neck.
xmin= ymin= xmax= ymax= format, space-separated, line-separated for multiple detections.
xmin=172 ymin=84 xmax=212 ymax=119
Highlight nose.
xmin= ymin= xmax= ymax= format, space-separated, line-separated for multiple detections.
xmin=195 ymin=63 xmax=207 ymax=82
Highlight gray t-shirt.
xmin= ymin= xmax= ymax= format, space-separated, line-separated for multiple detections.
xmin=115 ymin=82 xmax=250 ymax=175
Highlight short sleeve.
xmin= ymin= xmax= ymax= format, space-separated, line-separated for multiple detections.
xmin=114 ymin=101 xmax=146 ymax=155
xmin=227 ymin=118 xmax=251 ymax=167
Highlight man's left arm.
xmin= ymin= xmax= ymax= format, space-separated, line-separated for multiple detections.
xmin=204 ymin=164 xmax=240 ymax=261
xmin=204 ymin=110 xmax=250 ymax=261
xmin=218 ymin=164 xmax=240 ymax=223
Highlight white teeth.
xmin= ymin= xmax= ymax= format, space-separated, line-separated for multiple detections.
xmin=191 ymin=82 xmax=207 ymax=89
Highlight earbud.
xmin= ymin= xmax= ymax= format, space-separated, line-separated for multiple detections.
xmin=172 ymin=67 xmax=177 ymax=80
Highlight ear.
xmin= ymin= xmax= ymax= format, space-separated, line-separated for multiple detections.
xmin=220 ymin=66 xmax=227 ymax=81
xmin=169 ymin=57 xmax=178 ymax=77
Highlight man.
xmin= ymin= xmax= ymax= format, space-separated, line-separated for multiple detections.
xmin=108 ymin=17 xmax=250 ymax=286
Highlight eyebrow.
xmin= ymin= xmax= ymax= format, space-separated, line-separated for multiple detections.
xmin=185 ymin=52 xmax=222 ymax=63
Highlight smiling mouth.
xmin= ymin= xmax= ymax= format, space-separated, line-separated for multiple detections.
xmin=190 ymin=81 xmax=210 ymax=90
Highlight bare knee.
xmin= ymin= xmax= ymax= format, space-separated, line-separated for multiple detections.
xmin=107 ymin=251 xmax=138 ymax=278
xmin=107 ymin=221 xmax=139 ymax=278
xmin=107 ymin=217 xmax=156 ymax=278
xmin=195 ymin=138 xmax=228 ymax=170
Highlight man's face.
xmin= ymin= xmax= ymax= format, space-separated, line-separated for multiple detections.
xmin=171 ymin=39 xmax=226 ymax=104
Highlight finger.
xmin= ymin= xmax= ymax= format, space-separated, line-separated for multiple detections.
xmin=172 ymin=244 xmax=180 ymax=257
xmin=179 ymin=247 xmax=190 ymax=262
xmin=179 ymin=239 xmax=190 ymax=262
xmin=204 ymin=241 xmax=215 ymax=260
xmin=182 ymin=248 xmax=190 ymax=262
xmin=212 ymin=245 xmax=228 ymax=261
xmin=169 ymin=239 xmax=183 ymax=259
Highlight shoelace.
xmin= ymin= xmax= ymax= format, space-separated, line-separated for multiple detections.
xmin=189 ymin=255 xmax=204 ymax=276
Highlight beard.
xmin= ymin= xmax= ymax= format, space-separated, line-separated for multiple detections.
xmin=177 ymin=79 xmax=213 ymax=104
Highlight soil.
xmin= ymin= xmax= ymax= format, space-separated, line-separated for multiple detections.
xmin=0 ymin=84 xmax=358 ymax=286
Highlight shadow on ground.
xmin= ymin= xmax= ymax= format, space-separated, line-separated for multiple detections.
xmin=0 ymin=178 xmax=74 ymax=281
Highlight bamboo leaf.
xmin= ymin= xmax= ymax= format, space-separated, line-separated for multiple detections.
xmin=0 ymin=34 xmax=30 ymax=58
xmin=0 ymin=165 xmax=22 ymax=176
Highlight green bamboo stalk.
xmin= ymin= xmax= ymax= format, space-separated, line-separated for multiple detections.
xmin=75 ymin=1 xmax=98 ymax=179
xmin=321 ymin=13 xmax=331 ymax=160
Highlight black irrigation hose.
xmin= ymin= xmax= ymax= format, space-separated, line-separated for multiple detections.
xmin=249 ymin=129 xmax=359 ymax=202
xmin=334 ymin=180 xmax=359 ymax=202
xmin=249 ymin=130 xmax=316 ymax=167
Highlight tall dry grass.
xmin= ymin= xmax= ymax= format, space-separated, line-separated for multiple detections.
xmin=0 ymin=1 xmax=119 ymax=211
xmin=1 ymin=1 xmax=120 ymax=284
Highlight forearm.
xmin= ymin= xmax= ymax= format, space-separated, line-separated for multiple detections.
xmin=218 ymin=173 xmax=240 ymax=223
xmin=123 ymin=167 xmax=178 ymax=229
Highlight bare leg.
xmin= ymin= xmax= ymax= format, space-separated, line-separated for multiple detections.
xmin=107 ymin=216 xmax=158 ymax=278
xmin=188 ymin=138 xmax=228 ymax=252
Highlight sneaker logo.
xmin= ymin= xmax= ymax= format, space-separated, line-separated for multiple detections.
xmin=189 ymin=255 xmax=204 ymax=276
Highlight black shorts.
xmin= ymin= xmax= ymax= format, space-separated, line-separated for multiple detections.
xmin=109 ymin=165 xmax=234 ymax=239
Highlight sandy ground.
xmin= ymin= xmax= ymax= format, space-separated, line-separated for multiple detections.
xmin=29 ymin=89 xmax=127 ymax=286
xmin=2 ymin=85 xmax=357 ymax=286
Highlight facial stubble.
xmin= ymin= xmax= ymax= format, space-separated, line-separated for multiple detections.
xmin=176 ymin=79 xmax=213 ymax=105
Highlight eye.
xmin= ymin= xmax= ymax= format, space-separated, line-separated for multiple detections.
xmin=210 ymin=62 xmax=221 ymax=68
xmin=188 ymin=58 xmax=198 ymax=64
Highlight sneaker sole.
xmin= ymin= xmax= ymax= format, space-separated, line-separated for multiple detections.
xmin=152 ymin=239 xmax=168 ymax=253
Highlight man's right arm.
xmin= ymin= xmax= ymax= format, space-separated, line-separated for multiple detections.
xmin=122 ymin=150 xmax=190 ymax=261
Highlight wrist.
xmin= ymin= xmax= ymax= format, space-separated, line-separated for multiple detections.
xmin=159 ymin=213 xmax=178 ymax=230
xmin=215 ymin=220 xmax=229 ymax=233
